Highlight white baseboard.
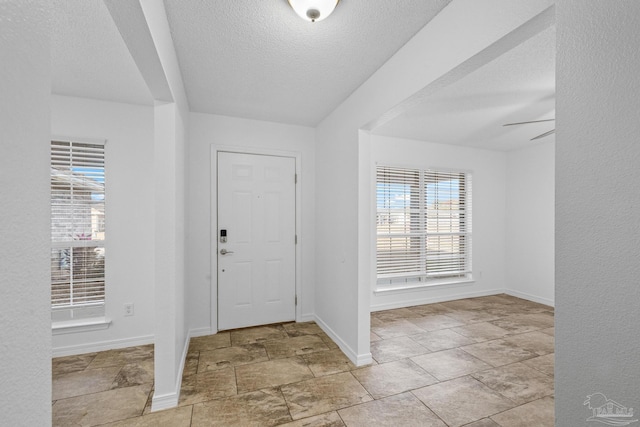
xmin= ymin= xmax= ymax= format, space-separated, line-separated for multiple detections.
xmin=151 ymin=392 xmax=179 ymax=411
xmin=355 ymin=351 xmax=373 ymax=366
xmin=313 ymin=315 xmax=371 ymax=367
xmin=504 ymin=289 xmax=554 ymax=307
xmin=370 ymin=288 xmax=506 ymax=312
xmin=151 ymin=329 xmax=191 ymax=412
xmin=52 ymin=334 xmax=154 ymax=357
xmin=298 ymin=313 xmax=315 ymax=323
xmin=188 ymin=327 xmax=213 ymax=338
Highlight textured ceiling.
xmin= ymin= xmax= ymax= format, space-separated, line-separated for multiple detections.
xmin=51 ymin=0 xmax=554 ymax=151
xmin=163 ymin=0 xmax=452 ymax=126
xmin=373 ymin=26 xmax=556 ymax=151
xmin=51 ymin=0 xmax=153 ymax=105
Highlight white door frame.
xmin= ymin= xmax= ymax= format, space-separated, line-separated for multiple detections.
xmin=210 ymin=145 xmax=303 ymax=332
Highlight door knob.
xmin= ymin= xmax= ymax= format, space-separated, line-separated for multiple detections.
xmin=220 ymin=249 xmax=234 ymax=255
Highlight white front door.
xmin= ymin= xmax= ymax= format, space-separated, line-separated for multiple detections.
xmin=217 ymin=152 xmax=296 ymax=330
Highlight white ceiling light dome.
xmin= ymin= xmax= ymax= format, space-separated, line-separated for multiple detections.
xmin=287 ymin=0 xmax=340 ymax=22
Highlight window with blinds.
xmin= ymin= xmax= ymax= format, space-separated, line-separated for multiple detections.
xmin=51 ymin=140 xmax=106 ymax=310
xmin=376 ymin=165 xmax=471 ymax=287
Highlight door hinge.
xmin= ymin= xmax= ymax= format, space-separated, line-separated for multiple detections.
xmin=294 ymin=173 xmax=298 ymax=184
xmin=295 ymin=295 xmax=298 ymax=305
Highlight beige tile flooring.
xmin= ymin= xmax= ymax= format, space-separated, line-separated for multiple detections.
xmin=52 ymin=294 xmax=555 ymax=426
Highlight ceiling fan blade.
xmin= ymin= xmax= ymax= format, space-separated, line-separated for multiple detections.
xmin=530 ymin=129 xmax=556 ymax=140
xmin=503 ymin=118 xmax=555 ymax=127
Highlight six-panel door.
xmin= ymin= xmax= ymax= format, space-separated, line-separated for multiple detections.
xmin=217 ymin=152 xmax=296 ymax=330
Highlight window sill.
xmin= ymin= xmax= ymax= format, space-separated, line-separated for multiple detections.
xmin=52 ymin=317 xmax=112 ymax=335
xmin=375 ymin=278 xmax=475 ymax=295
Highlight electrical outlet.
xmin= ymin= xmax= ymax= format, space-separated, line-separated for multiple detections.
xmin=124 ymin=303 xmax=134 ymax=316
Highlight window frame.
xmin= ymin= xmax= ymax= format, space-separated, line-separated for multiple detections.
xmin=375 ymin=163 xmax=473 ymax=291
xmin=50 ymin=137 xmax=107 ymax=317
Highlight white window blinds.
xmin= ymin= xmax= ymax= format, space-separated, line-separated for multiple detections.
xmin=51 ymin=140 xmax=105 ymax=308
xmin=376 ymin=165 xmax=472 ymax=285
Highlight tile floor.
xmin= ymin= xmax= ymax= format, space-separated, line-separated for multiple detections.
xmin=52 ymin=294 xmax=555 ymax=426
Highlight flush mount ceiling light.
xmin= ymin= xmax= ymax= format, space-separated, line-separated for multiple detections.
xmin=287 ymin=0 xmax=340 ymax=22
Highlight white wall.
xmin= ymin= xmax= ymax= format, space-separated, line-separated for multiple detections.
xmin=556 ymin=2 xmax=640 ymax=424
xmin=114 ymin=0 xmax=192 ymax=409
xmin=506 ymin=141 xmax=555 ymax=306
xmin=369 ymin=135 xmax=507 ymax=310
xmin=50 ymin=95 xmax=156 ymax=355
xmin=152 ymin=101 xmax=188 ymax=408
xmin=187 ymin=113 xmax=316 ymax=334
xmin=0 ymin=1 xmax=51 ymax=424
xmin=315 ymin=0 xmax=554 ymax=365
